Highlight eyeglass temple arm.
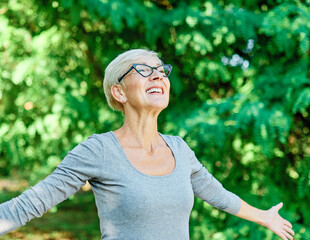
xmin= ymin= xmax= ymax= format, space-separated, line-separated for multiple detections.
xmin=118 ymin=66 xmax=134 ymax=82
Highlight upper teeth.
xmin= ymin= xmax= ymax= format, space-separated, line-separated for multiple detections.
xmin=146 ymin=88 xmax=163 ymax=94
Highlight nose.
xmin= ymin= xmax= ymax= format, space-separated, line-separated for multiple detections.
xmin=150 ymin=69 xmax=164 ymax=81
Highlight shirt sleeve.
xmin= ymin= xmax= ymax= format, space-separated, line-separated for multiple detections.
xmin=188 ymin=145 xmax=241 ymax=215
xmin=0 ymin=134 xmax=104 ymax=236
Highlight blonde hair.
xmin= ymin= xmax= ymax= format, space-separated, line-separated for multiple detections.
xmin=103 ymin=49 xmax=160 ymax=112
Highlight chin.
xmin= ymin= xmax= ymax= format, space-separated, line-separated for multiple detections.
xmin=148 ymin=101 xmax=169 ymax=111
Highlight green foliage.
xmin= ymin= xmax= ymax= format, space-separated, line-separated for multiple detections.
xmin=293 ymin=88 xmax=310 ymax=115
xmin=0 ymin=0 xmax=309 ymax=239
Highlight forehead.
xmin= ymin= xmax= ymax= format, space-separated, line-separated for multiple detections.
xmin=134 ymin=56 xmax=162 ymax=66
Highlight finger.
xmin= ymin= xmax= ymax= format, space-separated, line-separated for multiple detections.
xmin=282 ymin=230 xmax=293 ymax=240
xmin=284 ymin=219 xmax=293 ymax=229
xmin=284 ymin=225 xmax=295 ymax=236
xmin=279 ymin=232 xmax=288 ymax=240
xmin=275 ymin=202 xmax=283 ymax=211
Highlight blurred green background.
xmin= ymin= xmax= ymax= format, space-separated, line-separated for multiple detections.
xmin=0 ymin=0 xmax=309 ymax=239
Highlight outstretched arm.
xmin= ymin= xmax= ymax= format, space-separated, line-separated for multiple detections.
xmin=0 ymin=135 xmax=103 ymax=236
xmin=235 ymin=200 xmax=294 ymax=240
xmin=185 ymin=140 xmax=295 ymax=239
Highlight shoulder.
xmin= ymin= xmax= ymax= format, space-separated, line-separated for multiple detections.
xmin=88 ymin=132 xmax=113 ymax=145
xmin=86 ymin=131 xmax=117 ymax=144
xmin=159 ymin=133 xmax=191 ymax=152
xmin=72 ymin=131 xmax=115 ymax=154
xmin=88 ymin=131 xmax=127 ymax=156
xmin=63 ymin=132 xmax=118 ymax=166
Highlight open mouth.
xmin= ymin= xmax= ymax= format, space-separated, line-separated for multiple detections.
xmin=145 ymin=87 xmax=164 ymax=94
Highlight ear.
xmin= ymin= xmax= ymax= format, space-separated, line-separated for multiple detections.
xmin=111 ymin=85 xmax=127 ymax=103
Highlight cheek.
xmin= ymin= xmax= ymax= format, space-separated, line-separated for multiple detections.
xmin=166 ymin=79 xmax=171 ymax=93
xmin=125 ymin=81 xmax=144 ymax=99
xmin=130 ymin=77 xmax=145 ymax=89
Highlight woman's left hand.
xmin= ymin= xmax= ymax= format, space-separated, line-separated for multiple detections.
xmin=263 ymin=202 xmax=294 ymax=240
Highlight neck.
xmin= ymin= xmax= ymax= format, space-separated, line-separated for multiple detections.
xmin=113 ymin=109 xmax=162 ymax=151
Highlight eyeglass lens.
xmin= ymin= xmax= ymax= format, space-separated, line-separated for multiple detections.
xmin=135 ymin=64 xmax=171 ymax=77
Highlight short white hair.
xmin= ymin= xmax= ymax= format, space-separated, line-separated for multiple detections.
xmin=103 ymin=49 xmax=161 ymax=112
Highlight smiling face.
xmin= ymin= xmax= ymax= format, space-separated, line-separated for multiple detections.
xmin=122 ymin=56 xmax=171 ymax=114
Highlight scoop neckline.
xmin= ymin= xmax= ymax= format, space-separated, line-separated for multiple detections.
xmin=108 ymin=131 xmax=177 ymax=178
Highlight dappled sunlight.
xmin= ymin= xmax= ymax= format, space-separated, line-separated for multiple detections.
xmin=5 ymin=230 xmax=73 ymax=240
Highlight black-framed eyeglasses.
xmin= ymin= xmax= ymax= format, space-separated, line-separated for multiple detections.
xmin=118 ymin=63 xmax=173 ymax=82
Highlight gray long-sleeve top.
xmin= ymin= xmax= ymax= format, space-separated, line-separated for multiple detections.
xmin=0 ymin=132 xmax=241 ymax=239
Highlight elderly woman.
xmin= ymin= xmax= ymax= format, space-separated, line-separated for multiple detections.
xmin=0 ymin=49 xmax=294 ymax=240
